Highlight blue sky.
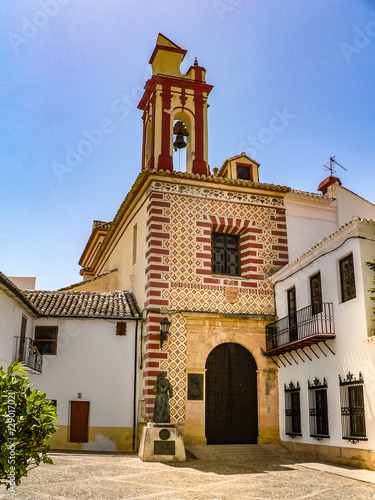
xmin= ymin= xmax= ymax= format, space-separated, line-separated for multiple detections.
xmin=1 ymin=0 xmax=374 ymax=290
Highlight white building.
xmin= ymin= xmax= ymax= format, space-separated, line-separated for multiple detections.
xmin=0 ymin=273 xmax=141 ymax=452
xmin=0 ymin=271 xmax=39 ymax=371
xmin=267 ymin=217 xmax=375 ymax=470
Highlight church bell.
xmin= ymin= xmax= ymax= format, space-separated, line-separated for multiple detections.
xmin=173 ymin=121 xmax=188 ymax=151
xmin=173 ymin=132 xmax=187 ymax=151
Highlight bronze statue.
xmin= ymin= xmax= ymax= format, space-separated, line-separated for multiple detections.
xmin=153 ymin=372 xmax=173 ymax=423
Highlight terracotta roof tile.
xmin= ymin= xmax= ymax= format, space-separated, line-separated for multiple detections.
xmin=23 ymin=290 xmax=140 ymax=319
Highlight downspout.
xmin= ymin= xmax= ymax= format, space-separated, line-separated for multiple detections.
xmin=132 ymin=319 xmax=139 ymax=451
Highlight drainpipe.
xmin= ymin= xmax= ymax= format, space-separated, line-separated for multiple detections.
xmin=132 ymin=319 xmax=139 ymax=451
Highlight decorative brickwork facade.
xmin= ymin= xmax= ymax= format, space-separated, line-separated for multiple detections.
xmin=141 ymin=179 xmax=289 ymax=441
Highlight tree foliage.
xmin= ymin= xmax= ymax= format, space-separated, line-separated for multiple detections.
xmin=0 ymin=361 xmax=58 ymax=490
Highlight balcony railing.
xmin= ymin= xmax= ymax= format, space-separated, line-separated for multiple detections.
xmin=265 ymin=302 xmax=335 ymax=355
xmin=14 ymin=336 xmax=43 ymax=374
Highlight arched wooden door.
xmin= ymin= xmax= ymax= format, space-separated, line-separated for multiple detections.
xmin=205 ymin=343 xmax=258 ymax=444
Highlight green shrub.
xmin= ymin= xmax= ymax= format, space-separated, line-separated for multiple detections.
xmin=0 ymin=361 xmax=58 ymax=490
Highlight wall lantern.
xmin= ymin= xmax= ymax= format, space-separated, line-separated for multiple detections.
xmin=160 ymin=317 xmax=171 ymax=348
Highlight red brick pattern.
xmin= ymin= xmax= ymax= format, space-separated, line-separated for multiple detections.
xmin=143 ymin=192 xmax=172 ymax=416
xmin=142 ymin=185 xmax=289 ymax=421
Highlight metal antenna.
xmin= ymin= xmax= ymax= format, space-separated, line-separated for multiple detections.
xmin=321 ymin=156 xmax=347 ymax=176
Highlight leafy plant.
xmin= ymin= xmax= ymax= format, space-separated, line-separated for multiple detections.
xmin=0 ymin=361 xmax=58 ymax=490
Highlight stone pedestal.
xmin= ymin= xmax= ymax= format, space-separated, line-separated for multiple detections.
xmin=138 ymin=422 xmax=186 ymax=462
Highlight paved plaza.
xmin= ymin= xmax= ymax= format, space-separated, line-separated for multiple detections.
xmin=2 ymin=445 xmax=375 ymax=500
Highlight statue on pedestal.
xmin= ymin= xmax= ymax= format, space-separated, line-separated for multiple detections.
xmin=153 ymin=372 xmax=173 ymax=423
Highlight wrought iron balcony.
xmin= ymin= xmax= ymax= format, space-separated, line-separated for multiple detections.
xmin=265 ymin=302 xmax=335 ymax=355
xmin=14 ymin=336 xmax=43 ymax=374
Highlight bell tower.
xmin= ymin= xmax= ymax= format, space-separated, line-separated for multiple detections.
xmin=138 ymin=34 xmax=213 ymax=175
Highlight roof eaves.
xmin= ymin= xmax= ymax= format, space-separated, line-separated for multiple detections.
xmin=0 ymin=272 xmax=41 ymax=316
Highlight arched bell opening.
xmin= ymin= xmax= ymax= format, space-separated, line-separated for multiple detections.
xmin=171 ymin=110 xmax=194 ymax=173
xmin=172 ymin=120 xmax=188 ymax=172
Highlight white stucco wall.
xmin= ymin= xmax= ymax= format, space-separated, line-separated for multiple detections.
xmin=100 ymin=201 xmax=148 ymax=309
xmin=335 ymin=186 xmax=375 ymax=227
xmin=272 ymin=225 xmax=375 ymax=451
xmin=28 ymin=318 xmax=138 ymax=429
xmin=0 ymin=289 xmax=35 ymax=370
xmin=284 ymin=194 xmax=337 ymax=261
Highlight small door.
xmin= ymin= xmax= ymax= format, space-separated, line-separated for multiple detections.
xmin=70 ymin=401 xmax=90 ymax=443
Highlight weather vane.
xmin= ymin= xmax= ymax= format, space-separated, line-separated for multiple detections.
xmin=321 ymin=156 xmax=347 ymax=176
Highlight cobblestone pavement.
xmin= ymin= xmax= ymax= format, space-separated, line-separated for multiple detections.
xmin=2 ymin=445 xmax=375 ymax=500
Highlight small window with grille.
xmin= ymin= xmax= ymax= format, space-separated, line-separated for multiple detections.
xmin=339 ymin=372 xmax=367 ymax=443
xmin=212 ymin=232 xmax=240 ymax=276
xmin=308 ymin=377 xmax=329 ymax=439
xmin=284 ymin=382 xmax=301 ymax=437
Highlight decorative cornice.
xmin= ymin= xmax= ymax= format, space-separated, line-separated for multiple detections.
xmin=82 ymin=169 xmax=291 ymax=274
xmin=150 ymin=180 xmax=285 ymax=207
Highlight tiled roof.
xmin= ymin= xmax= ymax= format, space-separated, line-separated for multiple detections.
xmin=58 ymin=269 xmax=117 ymax=291
xmin=23 ymin=290 xmax=140 ymax=319
xmin=93 ymin=220 xmax=112 ymax=230
xmin=219 ymin=153 xmax=260 ymax=176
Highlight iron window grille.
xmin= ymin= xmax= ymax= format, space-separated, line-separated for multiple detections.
xmin=212 ymin=232 xmax=240 ymax=276
xmin=308 ymin=377 xmax=329 ymax=439
xmin=284 ymin=381 xmax=301 ymax=437
xmin=339 ymin=254 xmax=356 ymax=303
xmin=339 ymin=372 xmax=367 ymax=443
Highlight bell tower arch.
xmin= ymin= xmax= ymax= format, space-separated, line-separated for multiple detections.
xmin=138 ymin=34 xmax=213 ymax=175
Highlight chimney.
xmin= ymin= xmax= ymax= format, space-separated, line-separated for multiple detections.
xmin=318 ymin=175 xmax=342 ymax=195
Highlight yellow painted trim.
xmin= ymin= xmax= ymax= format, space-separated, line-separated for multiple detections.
xmin=282 ymin=440 xmax=375 ymax=471
xmin=48 ymin=426 xmax=135 ymax=452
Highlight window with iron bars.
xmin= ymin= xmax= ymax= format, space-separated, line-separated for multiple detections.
xmin=308 ymin=377 xmax=329 ymax=439
xmin=339 ymin=372 xmax=367 ymax=443
xmin=284 ymin=381 xmax=301 ymax=437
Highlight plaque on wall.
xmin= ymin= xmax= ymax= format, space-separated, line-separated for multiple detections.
xmin=187 ymin=373 xmax=204 ymax=400
xmin=225 ymin=287 xmax=239 ymax=304
xmin=154 ymin=440 xmax=175 ymax=455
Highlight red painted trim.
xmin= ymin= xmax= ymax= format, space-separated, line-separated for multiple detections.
xmin=149 ymin=44 xmax=187 ymax=65
xmin=138 ymin=76 xmax=213 ymax=110
xmin=192 ymin=90 xmax=207 ymax=175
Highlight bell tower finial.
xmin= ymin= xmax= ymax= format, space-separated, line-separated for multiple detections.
xmin=138 ymin=35 xmax=213 ymax=175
